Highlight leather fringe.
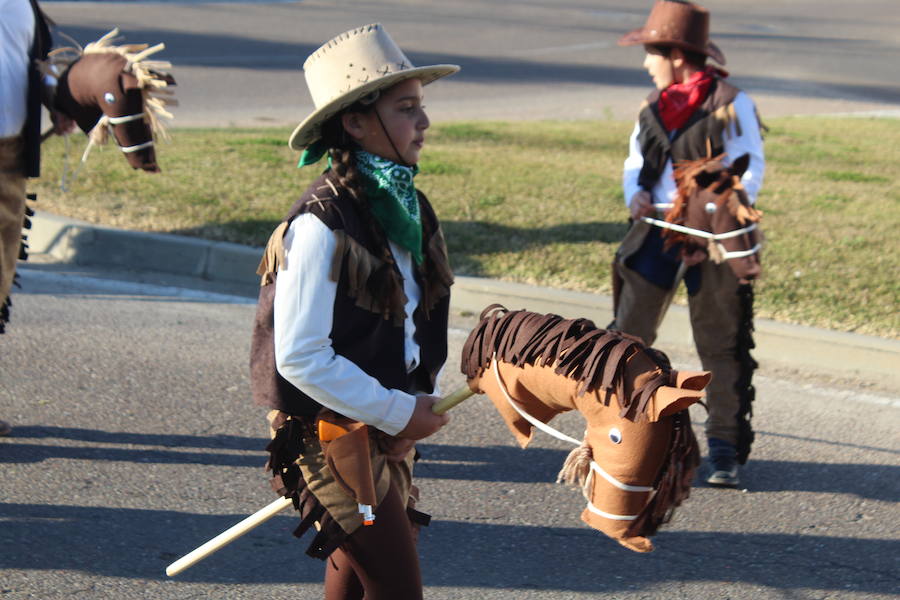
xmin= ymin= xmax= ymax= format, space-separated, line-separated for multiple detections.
xmin=420 ymin=225 xmax=453 ymax=316
xmin=256 ymin=221 xmax=289 ymax=287
xmin=2 ymin=197 xmax=36 ymax=334
xmin=265 ymin=413 xmax=349 ymax=560
xmin=734 ymin=283 xmax=758 ymax=465
xmin=332 ymin=230 xmax=407 ymax=326
xmin=0 ymin=293 xmax=10 ymax=334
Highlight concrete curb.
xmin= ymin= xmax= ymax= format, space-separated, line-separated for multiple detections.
xmin=28 ymin=212 xmax=900 ymax=392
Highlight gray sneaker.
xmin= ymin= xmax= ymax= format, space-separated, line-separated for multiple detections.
xmin=706 ymin=437 xmax=739 ymax=487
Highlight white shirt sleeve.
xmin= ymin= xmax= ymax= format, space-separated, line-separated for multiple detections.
xmin=273 ymin=213 xmax=416 ymax=436
xmin=0 ymin=0 xmax=36 ymax=137
xmin=723 ymin=91 xmax=765 ymax=204
xmin=622 ymin=122 xmax=645 ymax=208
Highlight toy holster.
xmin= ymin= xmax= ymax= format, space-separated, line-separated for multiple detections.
xmin=316 ymin=410 xmax=379 ymax=524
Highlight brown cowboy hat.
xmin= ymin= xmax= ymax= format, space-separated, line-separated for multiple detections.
xmin=618 ymin=0 xmax=726 ymax=65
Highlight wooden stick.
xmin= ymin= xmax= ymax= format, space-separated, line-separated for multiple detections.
xmin=166 ymin=384 xmax=476 ymax=576
xmin=432 ymin=385 xmax=475 ymax=415
xmin=166 ymin=496 xmax=292 ymax=576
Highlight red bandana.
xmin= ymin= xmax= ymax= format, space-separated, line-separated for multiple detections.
xmin=658 ymin=66 xmax=724 ymax=132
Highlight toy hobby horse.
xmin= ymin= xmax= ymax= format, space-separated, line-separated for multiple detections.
xmin=461 ymin=304 xmax=710 ymax=552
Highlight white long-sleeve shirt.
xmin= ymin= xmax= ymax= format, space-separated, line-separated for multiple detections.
xmin=273 ymin=213 xmax=436 ymax=436
xmin=623 ymin=91 xmax=765 ymax=209
xmin=0 ymin=0 xmax=35 ymax=137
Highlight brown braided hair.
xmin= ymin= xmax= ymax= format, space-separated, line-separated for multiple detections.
xmin=318 ymin=105 xmax=407 ymax=320
xmin=319 ymin=107 xmax=395 ymax=268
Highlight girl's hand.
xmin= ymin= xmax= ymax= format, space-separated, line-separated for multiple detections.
xmin=397 ymin=395 xmax=450 ymax=440
xmin=629 ymin=190 xmax=655 ymax=220
xmin=378 ymin=436 xmax=417 ymax=463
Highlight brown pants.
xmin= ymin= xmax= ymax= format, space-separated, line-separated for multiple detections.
xmin=324 ymin=483 xmax=422 ymax=600
xmin=612 ymin=222 xmax=750 ymax=446
xmin=0 ymin=136 xmax=27 ymax=324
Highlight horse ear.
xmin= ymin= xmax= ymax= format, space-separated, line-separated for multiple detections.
xmin=648 ymin=385 xmax=705 ymax=421
xmin=674 ymin=370 xmax=712 ymax=391
xmin=694 ymin=168 xmax=719 ymax=188
xmin=730 ymin=153 xmax=750 ymax=177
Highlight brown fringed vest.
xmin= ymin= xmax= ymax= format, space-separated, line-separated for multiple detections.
xmin=636 ymin=78 xmax=744 ymax=192
xmin=250 ymin=172 xmax=453 ymax=418
xmin=24 ymin=0 xmax=52 ymax=178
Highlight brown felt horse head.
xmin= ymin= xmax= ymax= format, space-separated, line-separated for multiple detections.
xmin=48 ymin=29 xmax=176 ymax=173
xmin=461 ymin=305 xmax=710 ymax=553
xmin=664 ymin=152 xmax=762 ymax=282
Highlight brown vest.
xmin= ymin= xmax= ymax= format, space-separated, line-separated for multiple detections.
xmin=636 ymin=78 xmax=744 ymax=191
xmin=24 ymin=0 xmax=52 ymax=178
xmin=250 ymin=172 xmax=453 ymax=417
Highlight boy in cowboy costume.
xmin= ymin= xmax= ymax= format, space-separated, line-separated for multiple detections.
xmin=611 ymin=0 xmax=765 ymax=487
xmin=1 ymin=0 xmax=74 ymax=435
xmin=251 ymin=24 xmax=457 ymax=599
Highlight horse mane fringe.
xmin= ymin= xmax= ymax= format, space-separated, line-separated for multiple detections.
xmin=664 ymin=153 xmax=727 ymax=249
xmin=83 ymin=28 xmax=176 ymax=142
xmin=626 ymin=411 xmax=700 ymax=538
xmin=42 ymin=27 xmax=176 ymax=148
xmin=460 ymin=305 xmax=671 ymax=421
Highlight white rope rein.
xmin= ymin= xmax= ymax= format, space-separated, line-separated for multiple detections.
xmin=641 ymin=216 xmax=758 ymax=242
xmin=640 ymin=215 xmax=761 ymax=261
xmin=107 ymin=112 xmax=146 ymax=124
xmin=120 ymin=140 xmax=155 ymax=153
xmin=489 ymin=359 xmax=651 ymax=520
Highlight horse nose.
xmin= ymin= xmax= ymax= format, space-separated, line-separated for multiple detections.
xmin=741 ymin=261 xmax=761 ymax=282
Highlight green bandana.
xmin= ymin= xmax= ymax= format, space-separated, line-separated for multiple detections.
xmin=354 ymin=150 xmax=423 ymax=264
xmin=298 ymin=139 xmax=329 ymax=168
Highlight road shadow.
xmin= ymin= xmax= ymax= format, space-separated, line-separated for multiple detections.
xmin=731 ymin=459 xmax=900 ymax=503
xmin=421 ymin=443 xmax=900 ymax=502
xmin=0 ymin=426 xmax=267 ymax=468
xmin=441 ymin=219 xmax=626 ymax=277
xmin=3 ymin=430 xmax=895 ymax=501
xmin=49 ymin=25 xmax=900 ymax=104
xmin=0 ymin=501 xmax=895 ymax=595
xmin=6 ymin=425 xmax=263 ymax=450
xmin=442 ymin=220 xmax=627 ymax=249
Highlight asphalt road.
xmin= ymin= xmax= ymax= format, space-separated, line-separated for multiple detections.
xmin=40 ymin=0 xmax=900 ymax=128
xmin=3 ymin=2 xmax=899 ymax=598
xmin=1 ymin=267 xmax=898 ymax=599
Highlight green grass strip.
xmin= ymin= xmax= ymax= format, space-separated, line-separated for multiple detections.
xmin=32 ymin=117 xmax=900 ymax=338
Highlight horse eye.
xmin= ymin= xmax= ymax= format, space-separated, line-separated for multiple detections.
xmin=104 ymin=92 xmax=116 ymax=104
xmin=609 ymin=427 xmax=622 ymax=444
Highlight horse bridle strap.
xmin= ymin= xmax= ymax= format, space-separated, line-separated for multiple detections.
xmin=640 ymin=216 xmax=761 ymax=260
xmin=96 ymin=113 xmax=156 ymax=153
xmin=586 ymin=502 xmax=638 ymax=521
xmin=120 ymin=140 xmax=155 ymax=153
xmin=489 ymin=358 xmax=651 ymax=519
xmin=107 ymin=112 xmax=146 ymax=124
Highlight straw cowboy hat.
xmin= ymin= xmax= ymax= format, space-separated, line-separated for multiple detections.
xmin=289 ymin=23 xmax=460 ymax=150
xmin=618 ymin=0 xmax=726 ymax=65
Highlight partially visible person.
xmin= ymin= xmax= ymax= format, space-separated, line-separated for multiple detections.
xmin=250 ymin=24 xmax=458 ymax=599
xmin=1 ymin=0 xmax=74 ymax=436
xmin=610 ymin=0 xmax=765 ymax=487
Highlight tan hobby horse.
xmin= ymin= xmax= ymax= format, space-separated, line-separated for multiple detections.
xmin=461 ymin=304 xmax=711 ymax=552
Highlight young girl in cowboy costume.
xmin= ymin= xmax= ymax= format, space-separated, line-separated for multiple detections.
xmin=250 ymin=24 xmax=458 ymax=599
xmin=611 ymin=0 xmax=765 ymax=487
